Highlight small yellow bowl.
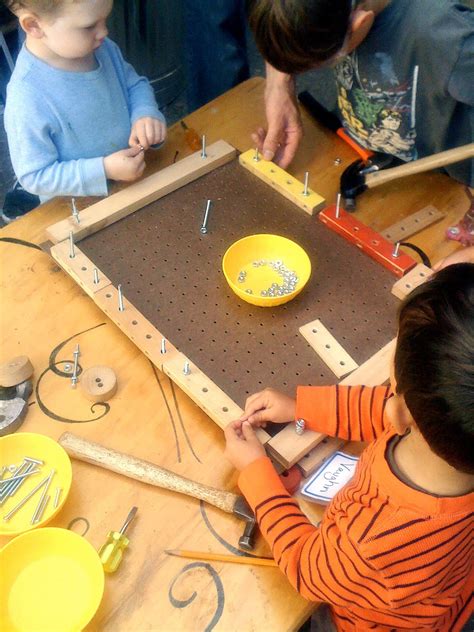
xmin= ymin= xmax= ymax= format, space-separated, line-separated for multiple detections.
xmin=223 ymin=234 xmax=311 ymax=307
xmin=0 ymin=433 xmax=72 ymax=536
xmin=0 ymin=527 xmax=104 ymax=632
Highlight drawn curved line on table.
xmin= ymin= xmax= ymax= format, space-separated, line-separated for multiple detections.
xmin=35 ymin=362 xmax=110 ymax=423
xmin=48 ymin=323 xmax=106 ymax=378
xmin=168 ymin=561 xmax=224 ymax=632
xmin=200 ymin=501 xmax=257 ymax=558
xmin=150 ymin=362 xmax=181 ymax=463
xmin=67 ymin=516 xmax=90 ymax=536
xmin=0 ymin=237 xmax=42 ymax=251
xmin=168 ymin=378 xmax=202 ymax=464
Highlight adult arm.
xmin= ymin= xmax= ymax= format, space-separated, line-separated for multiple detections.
xmin=252 ymin=63 xmax=303 ymax=168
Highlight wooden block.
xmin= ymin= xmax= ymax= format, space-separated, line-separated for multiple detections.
xmin=340 ymin=338 xmax=396 ymax=386
xmin=80 ymin=366 xmax=117 ymax=402
xmin=266 ymin=424 xmax=326 ymax=469
xmin=161 ymin=348 xmax=270 ymax=443
xmin=297 ymin=437 xmax=345 ymax=477
xmin=0 ymin=356 xmax=33 ymax=387
xmin=50 ymin=241 xmax=112 ymax=298
xmin=46 ymin=140 xmax=237 ymax=244
xmin=319 ymin=205 xmax=417 ymax=277
xmin=391 ymin=263 xmax=433 ymax=300
xmin=381 ymin=206 xmax=445 ymax=242
xmin=239 ymin=150 xmax=325 ymax=216
xmin=299 ymin=319 xmax=358 ymax=378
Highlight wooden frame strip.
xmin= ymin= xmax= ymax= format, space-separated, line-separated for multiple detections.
xmin=297 ymin=437 xmax=345 ymax=477
xmin=391 ymin=263 xmax=433 ymax=300
xmin=46 ymin=140 xmax=237 ymax=244
xmin=299 ymin=319 xmax=358 ymax=378
xmin=50 ymin=240 xmax=112 ymax=297
xmin=340 ymin=338 xmax=396 ymax=386
xmin=381 ymin=205 xmax=445 ymax=243
xmin=267 ymin=425 xmax=326 ymax=469
xmin=239 ymin=149 xmax=325 ymax=216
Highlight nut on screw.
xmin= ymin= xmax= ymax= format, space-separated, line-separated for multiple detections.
xmin=295 ymin=419 xmax=306 ymax=435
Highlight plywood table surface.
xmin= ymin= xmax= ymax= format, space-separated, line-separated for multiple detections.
xmin=0 ymin=77 xmax=471 ymax=632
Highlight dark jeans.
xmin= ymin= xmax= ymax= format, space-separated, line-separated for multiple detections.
xmin=184 ymin=0 xmax=250 ymax=111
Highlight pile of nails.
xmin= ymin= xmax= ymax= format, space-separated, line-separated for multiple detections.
xmin=1 ymin=457 xmax=61 ymax=525
xmin=237 ymin=259 xmax=299 ymax=297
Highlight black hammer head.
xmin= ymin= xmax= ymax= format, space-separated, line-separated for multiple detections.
xmin=340 ymin=159 xmax=368 ymax=211
xmin=233 ymin=495 xmax=257 ymax=551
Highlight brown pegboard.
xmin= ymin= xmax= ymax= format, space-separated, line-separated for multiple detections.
xmin=79 ymin=160 xmax=398 ymax=408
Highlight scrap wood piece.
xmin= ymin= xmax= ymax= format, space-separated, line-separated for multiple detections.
xmin=391 ymin=263 xmax=433 ymax=300
xmin=266 ymin=424 xmax=326 ymax=469
xmin=0 ymin=356 xmax=33 ymax=387
xmin=299 ymin=319 xmax=358 ymax=378
xmin=381 ymin=205 xmax=445 ymax=243
xmin=239 ymin=149 xmax=325 ymax=216
xmin=340 ymin=338 xmax=396 ymax=386
xmin=80 ymin=366 xmax=117 ymax=402
xmin=297 ymin=437 xmax=346 ymax=477
xmin=50 ymin=240 xmax=112 ymax=297
xmin=46 ymin=140 xmax=237 ymax=244
xmin=319 ymin=204 xmax=417 ymax=277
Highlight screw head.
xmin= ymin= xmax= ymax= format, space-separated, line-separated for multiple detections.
xmin=200 ymin=227 xmax=207 ymax=234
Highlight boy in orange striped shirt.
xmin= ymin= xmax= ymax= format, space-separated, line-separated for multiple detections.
xmin=225 ymin=263 xmax=474 ymax=631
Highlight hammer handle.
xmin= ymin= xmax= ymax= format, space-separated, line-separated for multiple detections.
xmin=366 ymin=143 xmax=474 ymax=189
xmin=59 ymin=432 xmax=239 ymax=514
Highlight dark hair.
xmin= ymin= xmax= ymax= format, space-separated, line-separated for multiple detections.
xmin=246 ymin=0 xmax=353 ymax=74
xmin=395 ymin=263 xmax=474 ymax=474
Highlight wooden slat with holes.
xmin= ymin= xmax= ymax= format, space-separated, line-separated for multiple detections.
xmin=340 ymin=338 xmax=396 ymax=386
xmin=239 ymin=150 xmax=325 ymax=215
xmin=381 ymin=205 xmax=445 ymax=242
xmin=299 ymin=319 xmax=359 ymax=378
xmin=50 ymin=240 xmax=112 ymax=298
xmin=391 ymin=264 xmax=433 ymax=300
xmin=297 ymin=437 xmax=346 ymax=477
xmin=46 ymin=140 xmax=237 ymax=244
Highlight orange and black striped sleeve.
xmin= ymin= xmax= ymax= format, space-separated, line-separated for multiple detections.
xmin=295 ymin=384 xmax=391 ymax=441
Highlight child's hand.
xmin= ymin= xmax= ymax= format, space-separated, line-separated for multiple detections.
xmin=242 ymin=388 xmax=296 ymax=427
xmin=104 ymin=146 xmax=146 ymax=182
xmin=224 ymin=420 xmax=266 ymax=471
xmin=129 ymin=117 xmax=167 ymax=150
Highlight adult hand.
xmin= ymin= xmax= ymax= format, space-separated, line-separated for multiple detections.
xmin=433 ymin=246 xmax=474 ymax=270
xmin=103 ymin=146 xmax=146 ymax=182
xmin=241 ymin=387 xmax=296 ymax=427
xmin=129 ymin=117 xmax=167 ymax=150
xmin=251 ymin=64 xmax=303 ymax=169
xmin=224 ymin=420 xmax=266 ymax=471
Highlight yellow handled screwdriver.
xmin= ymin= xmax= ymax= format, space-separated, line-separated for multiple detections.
xmin=98 ymin=506 xmax=138 ymax=573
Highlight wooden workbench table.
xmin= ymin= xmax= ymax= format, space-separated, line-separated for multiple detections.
xmin=0 ymin=77 xmax=470 ymax=632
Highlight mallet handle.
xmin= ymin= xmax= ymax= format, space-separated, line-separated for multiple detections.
xmin=59 ymin=432 xmax=239 ymax=514
xmin=366 ymin=143 xmax=474 ymax=189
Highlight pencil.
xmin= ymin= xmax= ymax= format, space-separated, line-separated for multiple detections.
xmin=165 ymin=549 xmax=278 ymax=567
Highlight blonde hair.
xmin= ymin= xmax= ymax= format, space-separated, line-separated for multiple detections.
xmin=3 ymin=0 xmax=79 ymax=15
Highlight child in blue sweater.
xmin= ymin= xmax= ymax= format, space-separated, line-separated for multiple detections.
xmin=3 ymin=0 xmax=166 ymax=203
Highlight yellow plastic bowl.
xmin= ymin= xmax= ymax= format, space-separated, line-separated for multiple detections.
xmin=223 ymin=234 xmax=311 ymax=307
xmin=0 ymin=433 xmax=72 ymax=536
xmin=0 ymin=527 xmax=104 ymax=632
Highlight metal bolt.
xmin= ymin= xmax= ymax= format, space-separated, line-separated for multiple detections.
xmin=201 ymin=135 xmax=207 ymax=159
xmin=161 ymin=338 xmax=167 ymax=355
xmin=302 ymin=171 xmax=309 ymax=196
xmin=392 ymin=242 xmax=400 ymax=258
xmin=295 ymin=419 xmax=306 ymax=435
xmin=71 ymin=344 xmax=80 ymax=389
xmin=53 ymin=487 xmax=62 ymax=509
xmin=3 ymin=474 xmax=51 ymax=521
xmin=335 ymin=193 xmax=342 ymax=219
xmin=253 ymin=147 xmax=260 ymax=162
xmin=69 ymin=231 xmax=75 ymax=259
xmin=0 ymin=461 xmax=30 ymax=503
xmin=71 ymin=198 xmax=80 ymax=224
xmin=31 ymin=469 xmax=55 ymax=525
xmin=118 ymin=284 xmax=125 ymax=312
xmin=200 ymin=199 xmax=212 ymax=234
xmin=183 ymin=361 xmax=191 ymax=376
xmin=33 ymin=494 xmax=50 ymax=524
xmin=93 ymin=268 xmax=99 ymax=285
xmin=0 ymin=468 xmax=40 ymax=486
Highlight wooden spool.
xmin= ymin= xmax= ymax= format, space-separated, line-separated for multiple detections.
xmin=0 ymin=356 xmax=33 ymax=387
xmin=80 ymin=366 xmax=117 ymax=402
